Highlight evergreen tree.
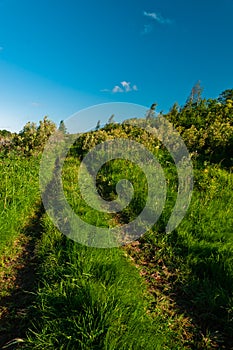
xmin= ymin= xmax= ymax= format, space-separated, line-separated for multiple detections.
xmin=95 ymin=120 xmax=101 ymax=131
xmin=145 ymin=103 xmax=157 ymax=120
xmin=107 ymin=114 xmax=115 ymax=124
xmin=185 ymin=80 xmax=203 ymax=106
xmin=218 ymin=89 xmax=233 ymax=104
xmin=58 ymin=120 xmax=67 ymax=134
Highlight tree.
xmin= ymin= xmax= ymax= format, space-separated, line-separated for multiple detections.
xmin=107 ymin=114 xmax=115 ymax=124
xmin=16 ymin=121 xmax=37 ymax=153
xmin=12 ymin=116 xmax=56 ymax=155
xmin=146 ymin=103 xmax=157 ymax=120
xmin=185 ymin=80 xmax=203 ymax=106
xmin=36 ymin=116 xmax=56 ymax=150
xmin=95 ymin=120 xmax=101 ymax=131
xmin=164 ymin=89 xmax=233 ymax=167
xmin=58 ymin=120 xmax=67 ymax=134
xmin=218 ymin=89 xmax=233 ymax=104
xmin=0 ymin=129 xmax=12 ymax=138
xmin=166 ymin=103 xmax=180 ymax=125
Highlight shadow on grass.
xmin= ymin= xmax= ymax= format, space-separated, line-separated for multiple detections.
xmin=167 ymin=231 xmax=233 ymax=349
xmin=130 ymin=226 xmax=233 ymax=349
xmin=0 ymin=203 xmax=45 ymax=349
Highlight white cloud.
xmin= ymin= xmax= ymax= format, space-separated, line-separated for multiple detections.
xmin=121 ymin=81 xmax=131 ymax=92
xmin=144 ymin=11 xmax=158 ymax=20
xmin=102 ymin=81 xmax=138 ymax=94
xmin=143 ymin=11 xmax=172 ymax=25
xmin=112 ymin=85 xmax=124 ymax=93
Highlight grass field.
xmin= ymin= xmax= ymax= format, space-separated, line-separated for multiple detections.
xmin=0 ymin=130 xmax=232 ymax=349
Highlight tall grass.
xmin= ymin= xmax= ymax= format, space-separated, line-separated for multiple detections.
xmin=27 ymin=219 xmax=181 ymax=349
xmin=26 ymin=156 xmax=185 ymax=349
xmin=0 ymin=130 xmax=232 ymax=348
xmin=174 ymin=167 xmax=233 ymax=330
xmin=136 ymin=164 xmax=233 ymax=346
xmin=0 ymin=155 xmax=40 ymax=252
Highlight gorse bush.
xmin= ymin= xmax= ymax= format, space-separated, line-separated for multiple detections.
xmin=165 ymin=88 xmax=233 ymax=167
xmin=1 ymin=87 xmax=232 ymax=165
xmin=68 ymin=88 xmax=233 ymax=168
xmin=0 ymin=116 xmax=57 ymax=156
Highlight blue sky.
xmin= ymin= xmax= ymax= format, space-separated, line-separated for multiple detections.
xmin=0 ymin=0 xmax=233 ymax=132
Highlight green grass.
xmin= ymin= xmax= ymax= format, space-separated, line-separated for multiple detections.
xmin=26 ymin=216 xmax=183 ymax=349
xmin=8 ymin=152 xmax=230 ymax=349
xmin=0 ymin=155 xmax=40 ymax=252
xmin=175 ymin=167 xmax=233 ymax=330
xmin=0 ymin=140 xmax=232 ymax=348
xmin=25 ymin=156 xmax=186 ymax=349
xmin=132 ymin=165 xmax=233 ymax=347
xmin=0 ymin=154 xmax=42 ymax=347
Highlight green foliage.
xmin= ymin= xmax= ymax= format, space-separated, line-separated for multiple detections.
xmin=70 ymin=122 xmax=159 ymax=160
xmin=218 ymin=88 xmax=233 ymax=104
xmin=11 ymin=116 xmax=56 ymax=156
xmin=165 ymin=89 xmax=233 ymax=167
xmin=0 ymin=129 xmax=12 ymax=138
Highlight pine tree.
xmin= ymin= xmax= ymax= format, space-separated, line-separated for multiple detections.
xmin=95 ymin=120 xmax=101 ymax=131
xmin=107 ymin=114 xmax=115 ymax=124
xmin=185 ymin=80 xmax=203 ymax=106
xmin=145 ymin=103 xmax=157 ymax=120
xmin=58 ymin=120 xmax=67 ymax=134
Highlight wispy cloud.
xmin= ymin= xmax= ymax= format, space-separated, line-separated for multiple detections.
xmin=112 ymin=85 xmax=124 ymax=93
xmin=101 ymin=81 xmax=138 ymax=94
xmin=144 ymin=11 xmax=158 ymax=20
xmin=143 ymin=11 xmax=172 ymax=25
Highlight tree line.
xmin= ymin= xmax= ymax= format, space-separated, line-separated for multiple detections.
xmin=0 ymin=87 xmax=232 ymax=167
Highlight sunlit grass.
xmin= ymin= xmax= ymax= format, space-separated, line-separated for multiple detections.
xmin=0 ymin=133 xmax=232 ymax=348
xmin=0 ymin=156 xmax=40 ymax=252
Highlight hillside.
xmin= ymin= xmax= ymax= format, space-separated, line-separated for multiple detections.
xmin=0 ymin=89 xmax=232 ymax=349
